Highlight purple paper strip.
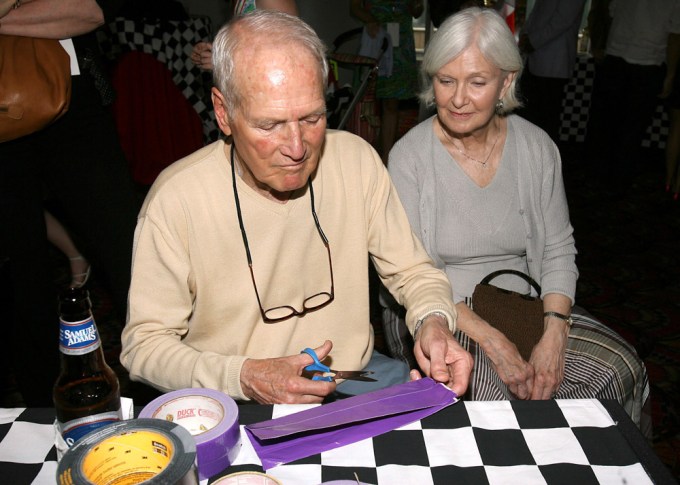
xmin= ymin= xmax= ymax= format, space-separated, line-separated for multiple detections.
xmin=245 ymin=378 xmax=458 ymax=470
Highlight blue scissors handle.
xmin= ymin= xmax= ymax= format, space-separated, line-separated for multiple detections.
xmin=301 ymin=347 xmax=333 ymax=381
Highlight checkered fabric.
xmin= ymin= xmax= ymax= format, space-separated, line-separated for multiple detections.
xmin=559 ymin=56 xmax=668 ymax=148
xmin=0 ymin=399 xmax=659 ymax=485
xmin=227 ymin=399 xmax=655 ymax=484
xmin=97 ymin=17 xmax=220 ymax=143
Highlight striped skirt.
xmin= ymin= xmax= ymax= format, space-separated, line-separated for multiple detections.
xmin=382 ymin=305 xmax=652 ymax=438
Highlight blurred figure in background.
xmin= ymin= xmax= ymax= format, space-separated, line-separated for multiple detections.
xmin=662 ymin=42 xmax=680 ymax=199
xmin=44 ymin=211 xmax=91 ymax=288
xmin=517 ymin=0 xmax=587 ymax=145
xmin=585 ymin=0 xmax=680 ymax=188
xmin=0 ymin=0 xmax=138 ymax=406
xmin=191 ymin=0 xmax=299 ymax=71
xmin=350 ymin=0 xmax=424 ymax=163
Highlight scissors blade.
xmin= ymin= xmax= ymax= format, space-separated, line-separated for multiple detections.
xmin=332 ymin=370 xmax=377 ymax=382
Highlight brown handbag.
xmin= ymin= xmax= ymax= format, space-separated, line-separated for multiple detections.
xmin=471 ymin=269 xmax=544 ymax=361
xmin=0 ymin=34 xmax=72 ymax=143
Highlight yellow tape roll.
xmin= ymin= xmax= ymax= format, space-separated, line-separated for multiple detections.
xmin=56 ymin=418 xmax=197 ymax=485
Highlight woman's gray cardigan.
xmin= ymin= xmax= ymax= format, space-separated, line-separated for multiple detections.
xmin=388 ymin=114 xmax=578 ymax=303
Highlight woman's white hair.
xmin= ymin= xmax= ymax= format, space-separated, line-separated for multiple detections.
xmin=211 ymin=10 xmax=328 ymax=113
xmin=419 ymin=7 xmax=523 ymax=114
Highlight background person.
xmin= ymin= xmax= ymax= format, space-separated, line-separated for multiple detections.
xmin=381 ymin=7 xmax=651 ymax=436
xmin=349 ymin=0 xmax=424 ymax=163
xmin=191 ymin=0 xmax=299 ymax=71
xmin=122 ymin=10 xmax=472 ymax=405
xmin=517 ymin=0 xmax=588 ymax=144
xmin=0 ymin=0 xmax=138 ymax=406
xmin=44 ymin=210 xmax=91 ymax=288
xmin=585 ymin=0 xmax=680 ymax=189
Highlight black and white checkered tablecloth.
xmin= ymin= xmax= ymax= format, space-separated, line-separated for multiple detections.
xmin=97 ymin=16 xmax=220 ymax=143
xmin=1 ymin=398 xmax=673 ymax=485
xmin=560 ymin=55 xmax=669 ymax=148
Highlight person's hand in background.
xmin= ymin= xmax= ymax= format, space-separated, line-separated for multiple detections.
xmin=191 ymin=41 xmax=214 ymax=71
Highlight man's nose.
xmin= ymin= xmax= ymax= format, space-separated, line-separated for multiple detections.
xmin=281 ymin=122 xmax=306 ymax=161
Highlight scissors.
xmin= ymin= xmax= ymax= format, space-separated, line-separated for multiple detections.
xmin=301 ymin=348 xmax=376 ymax=382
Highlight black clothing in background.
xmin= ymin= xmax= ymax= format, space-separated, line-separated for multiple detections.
xmin=0 ymin=0 xmax=138 ymax=406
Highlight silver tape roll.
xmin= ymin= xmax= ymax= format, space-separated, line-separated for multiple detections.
xmin=139 ymin=388 xmax=241 ymax=480
xmin=56 ymin=418 xmax=198 ymax=484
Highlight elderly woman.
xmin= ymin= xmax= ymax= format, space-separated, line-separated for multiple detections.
xmin=382 ymin=7 xmax=651 ymax=436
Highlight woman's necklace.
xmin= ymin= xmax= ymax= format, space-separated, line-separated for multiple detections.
xmin=440 ymin=123 xmax=499 ymax=168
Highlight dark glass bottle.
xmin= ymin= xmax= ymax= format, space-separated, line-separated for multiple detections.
xmin=53 ymin=287 xmax=122 ymax=446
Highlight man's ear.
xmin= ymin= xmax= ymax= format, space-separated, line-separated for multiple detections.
xmin=211 ymin=87 xmax=232 ymax=136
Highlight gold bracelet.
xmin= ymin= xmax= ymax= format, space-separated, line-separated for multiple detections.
xmin=544 ymin=311 xmax=573 ymax=327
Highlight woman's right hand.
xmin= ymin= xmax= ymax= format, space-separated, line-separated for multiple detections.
xmin=454 ymin=303 xmax=535 ymax=399
xmin=483 ymin=330 xmax=535 ymax=399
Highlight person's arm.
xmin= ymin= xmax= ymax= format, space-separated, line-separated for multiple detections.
xmin=523 ymin=0 xmax=588 ymax=52
xmin=350 ymin=0 xmax=377 ymax=24
xmin=525 ymin=132 xmax=578 ymax=399
xmin=452 ymin=302 xmax=536 ymax=399
xmin=257 ymin=0 xmax=298 ymax=16
xmin=587 ymin=0 xmax=611 ymax=61
xmin=661 ymin=33 xmax=680 ymax=98
xmin=121 ymin=217 xmax=336 ymax=403
xmin=408 ymin=0 xmax=424 ymax=19
xmin=366 ymin=134 xmax=470 ymax=394
xmin=0 ymin=0 xmax=104 ymax=38
xmin=528 ymin=292 xmax=571 ymax=399
xmin=411 ymin=313 xmax=473 ymax=396
xmin=350 ymin=0 xmax=380 ymax=37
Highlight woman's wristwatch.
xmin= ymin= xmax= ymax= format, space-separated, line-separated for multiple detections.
xmin=544 ymin=311 xmax=573 ymax=327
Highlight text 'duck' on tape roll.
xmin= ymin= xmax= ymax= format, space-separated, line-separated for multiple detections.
xmin=140 ymin=388 xmax=242 ymax=480
xmin=57 ymin=418 xmax=198 ymax=485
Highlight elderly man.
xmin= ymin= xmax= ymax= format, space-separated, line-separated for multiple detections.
xmin=121 ymin=10 xmax=472 ymax=404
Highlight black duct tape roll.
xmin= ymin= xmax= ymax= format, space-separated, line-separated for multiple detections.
xmin=56 ymin=418 xmax=198 ymax=484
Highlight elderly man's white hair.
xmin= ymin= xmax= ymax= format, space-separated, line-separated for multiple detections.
xmin=211 ymin=10 xmax=329 ymax=113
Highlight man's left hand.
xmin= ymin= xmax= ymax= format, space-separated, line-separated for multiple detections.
xmin=412 ymin=315 xmax=473 ymax=397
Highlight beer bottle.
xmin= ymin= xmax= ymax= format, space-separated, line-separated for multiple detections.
xmin=53 ymin=287 xmax=122 ymax=446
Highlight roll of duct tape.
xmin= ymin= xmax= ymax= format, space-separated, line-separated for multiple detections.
xmin=56 ymin=418 xmax=198 ymax=484
xmin=139 ymin=388 xmax=242 ymax=480
xmin=213 ymin=471 xmax=282 ymax=484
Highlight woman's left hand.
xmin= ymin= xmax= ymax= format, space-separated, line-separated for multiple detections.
xmin=528 ymin=320 xmax=569 ymax=399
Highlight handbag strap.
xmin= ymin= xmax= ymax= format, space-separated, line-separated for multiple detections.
xmin=479 ymin=269 xmax=542 ymax=295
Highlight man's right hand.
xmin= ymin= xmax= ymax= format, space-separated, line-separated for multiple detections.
xmin=240 ymin=340 xmax=337 ymax=404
